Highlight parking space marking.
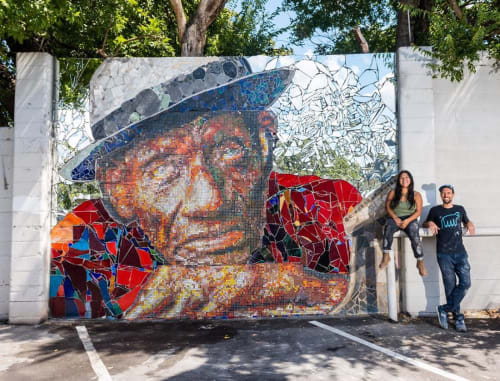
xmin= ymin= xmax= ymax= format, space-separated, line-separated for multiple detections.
xmin=76 ymin=326 xmax=112 ymax=381
xmin=310 ymin=320 xmax=470 ymax=381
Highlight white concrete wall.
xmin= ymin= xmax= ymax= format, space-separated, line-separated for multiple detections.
xmin=0 ymin=127 xmax=14 ymax=319
xmin=9 ymin=53 xmax=57 ymax=324
xmin=398 ymin=47 xmax=500 ymax=315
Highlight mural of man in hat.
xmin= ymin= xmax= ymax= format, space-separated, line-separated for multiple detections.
xmin=50 ymin=57 xmax=357 ymax=319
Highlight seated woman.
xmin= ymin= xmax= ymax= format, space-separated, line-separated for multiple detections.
xmin=380 ymin=170 xmax=427 ymax=277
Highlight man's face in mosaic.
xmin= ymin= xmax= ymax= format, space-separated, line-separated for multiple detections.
xmin=99 ymin=112 xmax=274 ymax=265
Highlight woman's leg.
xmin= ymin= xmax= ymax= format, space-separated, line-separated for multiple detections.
xmin=404 ymin=220 xmax=424 ymax=259
xmin=404 ymin=220 xmax=427 ymax=276
xmin=380 ymin=218 xmax=400 ymax=269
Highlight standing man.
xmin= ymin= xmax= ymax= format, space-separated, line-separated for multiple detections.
xmin=424 ymin=185 xmax=475 ymax=332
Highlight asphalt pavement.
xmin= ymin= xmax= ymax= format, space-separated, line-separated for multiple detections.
xmin=1 ymin=315 xmax=499 ymax=381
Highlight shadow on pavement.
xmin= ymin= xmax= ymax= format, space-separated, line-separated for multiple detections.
xmin=1 ymin=315 xmax=499 ymax=380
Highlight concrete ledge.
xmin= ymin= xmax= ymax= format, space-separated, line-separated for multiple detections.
xmin=394 ymin=227 xmax=500 ymax=238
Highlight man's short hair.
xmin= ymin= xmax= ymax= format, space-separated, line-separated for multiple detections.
xmin=439 ymin=184 xmax=455 ymax=193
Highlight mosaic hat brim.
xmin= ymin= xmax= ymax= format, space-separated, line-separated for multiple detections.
xmin=60 ymin=58 xmax=294 ymax=182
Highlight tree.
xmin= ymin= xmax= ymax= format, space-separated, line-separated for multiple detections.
xmin=284 ymin=0 xmax=500 ymax=82
xmin=407 ymin=0 xmax=500 ymax=81
xmin=282 ymin=0 xmax=397 ymax=54
xmin=0 ymin=0 xmax=177 ymax=125
xmin=170 ymin=0 xmax=227 ymax=56
xmin=205 ymin=0 xmax=291 ymax=56
xmin=0 ymin=0 xmax=287 ymax=125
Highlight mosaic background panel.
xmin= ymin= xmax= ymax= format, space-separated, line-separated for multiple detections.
xmin=50 ymin=54 xmax=396 ymax=319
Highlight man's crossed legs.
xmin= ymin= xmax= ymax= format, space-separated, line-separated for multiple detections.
xmin=436 ymin=252 xmax=471 ymax=332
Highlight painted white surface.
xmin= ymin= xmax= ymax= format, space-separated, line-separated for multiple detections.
xmin=8 ymin=53 xmax=57 ymax=324
xmin=310 ymin=320 xmax=471 ymax=381
xmin=0 ymin=127 xmax=14 ymax=319
xmin=76 ymin=326 xmax=112 ymax=381
xmin=397 ymin=47 xmax=500 ymax=316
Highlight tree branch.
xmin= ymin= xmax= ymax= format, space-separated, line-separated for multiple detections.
xmin=111 ymin=34 xmax=166 ymax=56
xmin=353 ymin=26 xmax=369 ymax=53
xmin=192 ymin=0 xmax=228 ymax=30
xmin=170 ymin=0 xmax=187 ymax=41
xmin=98 ymin=26 xmax=112 ymax=58
xmin=448 ymin=0 xmax=464 ymax=20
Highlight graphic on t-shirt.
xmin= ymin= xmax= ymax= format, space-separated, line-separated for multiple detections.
xmin=440 ymin=212 xmax=460 ymax=229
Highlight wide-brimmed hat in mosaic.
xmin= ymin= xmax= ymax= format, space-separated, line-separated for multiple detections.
xmin=60 ymin=57 xmax=295 ymax=181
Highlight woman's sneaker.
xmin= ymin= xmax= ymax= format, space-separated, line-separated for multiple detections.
xmin=436 ymin=305 xmax=448 ymax=329
xmin=455 ymin=317 xmax=467 ymax=332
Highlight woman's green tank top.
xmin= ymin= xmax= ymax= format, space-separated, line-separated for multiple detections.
xmin=392 ymin=200 xmax=416 ymax=217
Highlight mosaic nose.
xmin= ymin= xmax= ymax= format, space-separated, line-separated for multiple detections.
xmin=182 ymin=154 xmax=223 ymax=215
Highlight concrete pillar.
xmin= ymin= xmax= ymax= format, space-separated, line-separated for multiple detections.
xmin=9 ymin=53 xmax=57 ymax=324
xmin=0 ymin=127 xmax=14 ymax=319
xmin=397 ymin=47 xmax=440 ymax=315
xmin=397 ymin=48 xmax=500 ymax=315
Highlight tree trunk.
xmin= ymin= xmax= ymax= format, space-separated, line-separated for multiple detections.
xmin=0 ymin=63 xmax=15 ymax=125
xmin=353 ymin=26 xmax=370 ymax=53
xmin=181 ymin=23 xmax=207 ymax=56
xmin=396 ymin=0 xmax=416 ymax=48
xmin=397 ymin=0 xmax=434 ymax=48
xmin=413 ymin=0 xmax=433 ymax=45
xmin=177 ymin=0 xmax=228 ymax=57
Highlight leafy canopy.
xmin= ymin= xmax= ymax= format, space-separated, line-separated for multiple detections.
xmin=283 ymin=0 xmax=500 ymax=81
xmin=282 ymin=0 xmax=397 ymax=53
xmin=0 ymin=0 xmax=288 ymax=124
xmin=409 ymin=0 xmax=500 ymax=81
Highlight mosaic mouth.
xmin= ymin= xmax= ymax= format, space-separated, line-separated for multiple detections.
xmin=178 ymin=230 xmax=246 ymax=254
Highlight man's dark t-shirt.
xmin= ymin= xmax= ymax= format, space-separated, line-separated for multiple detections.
xmin=425 ymin=205 xmax=470 ymax=254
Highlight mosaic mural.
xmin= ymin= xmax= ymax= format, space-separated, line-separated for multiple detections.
xmin=50 ymin=55 xmax=397 ymax=319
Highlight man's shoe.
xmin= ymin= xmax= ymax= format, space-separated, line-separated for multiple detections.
xmin=436 ymin=305 xmax=448 ymax=329
xmin=455 ymin=317 xmax=467 ymax=332
xmin=416 ymin=259 xmax=427 ymax=277
xmin=379 ymin=252 xmax=391 ymax=269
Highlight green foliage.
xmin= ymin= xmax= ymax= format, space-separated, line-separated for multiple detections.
xmin=0 ymin=0 xmax=287 ymax=123
xmin=283 ymin=0 xmax=397 ymax=53
xmin=207 ymin=0 xmax=291 ymax=56
xmin=286 ymin=0 xmax=499 ymax=82
xmin=0 ymin=0 xmax=178 ymax=124
xmin=407 ymin=0 xmax=500 ymax=81
xmin=274 ymin=139 xmax=363 ymax=186
xmin=56 ymin=181 xmax=101 ymax=211
xmin=59 ymin=58 xmax=103 ymax=109
xmin=314 ymin=24 xmax=396 ymax=55
xmin=0 ymin=0 xmax=177 ymax=58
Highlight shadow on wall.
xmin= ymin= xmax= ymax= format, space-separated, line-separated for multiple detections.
xmin=420 ymin=183 xmax=436 ymax=223
xmin=422 ymin=237 xmax=440 ymax=315
xmin=419 ymin=183 xmax=440 ymax=315
xmin=342 ymin=176 xmax=397 ymax=314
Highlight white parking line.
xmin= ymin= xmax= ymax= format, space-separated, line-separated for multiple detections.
xmin=309 ymin=320 xmax=471 ymax=381
xmin=76 ymin=326 xmax=112 ymax=381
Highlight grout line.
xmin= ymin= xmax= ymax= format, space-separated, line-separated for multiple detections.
xmin=76 ymin=325 xmax=112 ymax=381
xmin=309 ymin=320 xmax=471 ymax=381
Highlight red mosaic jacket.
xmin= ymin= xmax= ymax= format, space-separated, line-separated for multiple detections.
xmin=50 ymin=172 xmax=361 ymax=318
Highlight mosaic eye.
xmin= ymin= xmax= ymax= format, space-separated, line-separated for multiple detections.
xmin=143 ymin=154 xmax=186 ymax=183
xmin=212 ymin=140 xmax=247 ymax=167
